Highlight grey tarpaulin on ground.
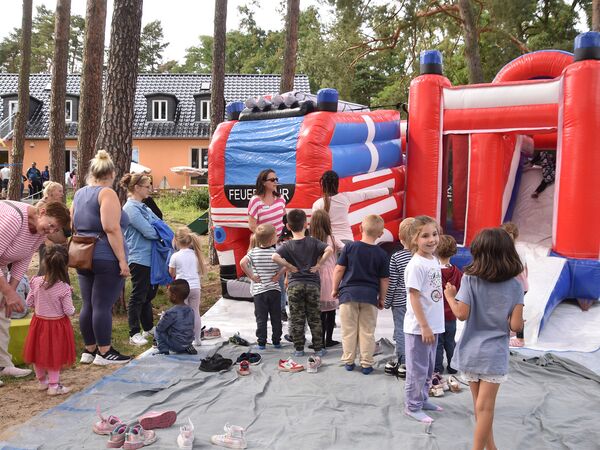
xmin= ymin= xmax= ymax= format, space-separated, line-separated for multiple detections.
xmin=1 ymin=340 xmax=599 ymax=449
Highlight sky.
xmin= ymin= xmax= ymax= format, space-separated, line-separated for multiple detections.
xmin=0 ymin=0 xmax=320 ymax=63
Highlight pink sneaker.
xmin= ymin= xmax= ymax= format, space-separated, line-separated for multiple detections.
xmin=278 ymin=358 xmax=304 ymax=372
xmin=138 ymin=410 xmax=177 ymax=430
xmin=93 ymin=407 xmax=124 ymax=435
xmin=106 ymin=423 xmax=128 ymax=448
xmin=123 ymin=424 xmax=157 ymax=449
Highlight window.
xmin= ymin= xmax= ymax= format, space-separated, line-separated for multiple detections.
xmin=65 ymin=99 xmax=73 ymax=122
xmin=152 ymin=100 xmax=168 ymax=121
xmin=64 ymin=149 xmax=77 ymax=172
xmin=132 ymin=147 xmax=139 ymax=164
xmin=200 ymin=100 xmax=210 ymax=121
xmin=190 ymin=147 xmax=208 ymax=185
xmin=8 ymin=100 xmax=18 ymax=127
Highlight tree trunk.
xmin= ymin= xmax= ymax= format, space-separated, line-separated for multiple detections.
xmin=96 ymin=0 xmax=143 ymax=203
xmin=280 ymin=0 xmax=300 ymax=93
xmin=77 ymin=0 xmax=107 ymax=189
xmin=208 ymin=0 xmax=228 ymax=265
xmin=48 ymin=0 xmax=71 ymax=196
xmin=594 ymin=0 xmax=600 ymax=32
xmin=8 ymin=0 xmax=33 ymax=201
xmin=457 ymin=0 xmax=484 ymax=84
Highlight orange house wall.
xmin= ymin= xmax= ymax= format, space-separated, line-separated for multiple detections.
xmin=8 ymin=138 xmax=209 ymax=189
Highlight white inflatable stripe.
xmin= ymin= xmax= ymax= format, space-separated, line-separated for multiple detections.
xmin=352 ymin=168 xmax=392 ymax=183
xmin=348 ymin=196 xmax=398 ymax=225
xmin=213 ymin=221 xmax=249 ymax=228
xmin=211 ymin=207 xmax=248 ymax=214
xmin=443 ymin=126 xmax=557 ymax=135
xmin=443 ymin=79 xmax=560 ymax=110
xmin=362 ymin=115 xmax=379 ymax=172
xmin=358 ymin=180 xmax=395 ymax=191
xmin=211 ymin=215 xmax=250 ymax=221
xmin=217 ymin=249 xmax=236 ymax=266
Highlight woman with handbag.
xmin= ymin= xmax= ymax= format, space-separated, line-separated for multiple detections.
xmin=0 ymin=200 xmax=70 ymax=381
xmin=72 ymin=150 xmax=131 ymax=366
xmin=120 ymin=173 xmax=161 ymax=347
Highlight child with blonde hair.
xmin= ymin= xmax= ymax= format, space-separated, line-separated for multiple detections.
xmin=169 ymin=227 xmax=208 ymax=346
xmin=384 ymin=217 xmax=414 ymax=378
xmin=403 ymin=215 xmax=444 ymax=423
xmin=332 ymin=214 xmax=389 ymax=374
xmin=23 ymin=244 xmax=76 ymax=395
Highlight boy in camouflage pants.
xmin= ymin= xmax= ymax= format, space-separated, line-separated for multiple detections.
xmin=273 ymin=209 xmax=333 ymax=357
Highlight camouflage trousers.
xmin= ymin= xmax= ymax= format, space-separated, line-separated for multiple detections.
xmin=287 ymin=283 xmax=323 ymax=352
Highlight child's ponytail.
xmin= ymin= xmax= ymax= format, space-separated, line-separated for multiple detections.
xmin=174 ymin=227 xmax=208 ymax=277
xmin=42 ymin=244 xmax=70 ymax=288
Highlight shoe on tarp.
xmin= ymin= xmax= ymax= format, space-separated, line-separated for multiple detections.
xmin=228 ymin=332 xmax=250 ymax=346
xmin=199 ymin=353 xmax=233 ymax=372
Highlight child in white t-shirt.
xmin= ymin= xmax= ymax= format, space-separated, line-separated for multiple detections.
xmin=403 ymin=216 xmax=444 ymax=424
xmin=169 ymin=227 xmax=208 ymax=346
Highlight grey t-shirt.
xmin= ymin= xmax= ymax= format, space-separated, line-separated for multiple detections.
xmin=276 ymin=237 xmax=328 ymax=288
xmin=453 ymin=274 xmax=524 ymax=375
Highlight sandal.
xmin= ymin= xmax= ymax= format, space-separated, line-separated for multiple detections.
xmin=201 ymin=326 xmax=221 ymax=340
xmin=448 ymin=375 xmax=462 ymax=393
xmin=509 ymin=337 xmax=524 ymax=347
xmin=429 ymin=377 xmax=445 ymax=397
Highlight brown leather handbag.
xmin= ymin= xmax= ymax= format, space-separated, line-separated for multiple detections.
xmin=68 ymin=230 xmax=99 ymax=271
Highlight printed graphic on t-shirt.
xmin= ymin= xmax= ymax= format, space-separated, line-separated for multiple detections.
xmin=429 ymin=269 xmax=443 ymax=302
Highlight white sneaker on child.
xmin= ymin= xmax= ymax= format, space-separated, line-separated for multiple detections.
xmin=141 ymin=327 xmax=155 ymax=339
xmin=177 ymin=418 xmax=194 ymax=449
xmin=129 ymin=333 xmax=149 ymax=346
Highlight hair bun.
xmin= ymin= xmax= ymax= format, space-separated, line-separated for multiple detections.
xmin=96 ymin=149 xmax=110 ymax=160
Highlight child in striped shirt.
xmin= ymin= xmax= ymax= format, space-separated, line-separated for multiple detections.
xmin=241 ymin=224 xmax=286 ymax=350
xmin=384 ymin=217 xmax=414 ymax=377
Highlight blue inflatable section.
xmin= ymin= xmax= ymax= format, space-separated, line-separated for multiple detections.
xmin=224 ymin=116 xmax=303 ymax=185
xmin=329 ymin=120 xmax=401 ymax=177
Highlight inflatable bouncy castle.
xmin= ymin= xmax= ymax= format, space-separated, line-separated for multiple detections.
xmin=209 ymin=90 xmax=405 ymax=299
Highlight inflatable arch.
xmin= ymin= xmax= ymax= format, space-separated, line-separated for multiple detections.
xmin=406 ymin=33 xmax=600 ymax=350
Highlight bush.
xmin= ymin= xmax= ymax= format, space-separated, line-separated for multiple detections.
xmin=180 ymin=187 xmax=209 ymax=210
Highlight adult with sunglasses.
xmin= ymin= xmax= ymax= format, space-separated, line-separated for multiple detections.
xmin=120 ymin=172 xmax=161 ymax=347
xmin=248 ymin=169 xmax=288 ymax=318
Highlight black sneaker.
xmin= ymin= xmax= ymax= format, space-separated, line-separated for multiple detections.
xmin=384 ymin=360 xmax=399 ymax=376
xmin=235 ymin=352 xmax=262 ymax=365
xmin=80 ymin=348 xmax=97 ymax=364
xmin=228 ymin=333 xmax=250 ymax=346
xmin=93 ymin=347 xmax=132 ymax=366
xmin=183 ymin=345 xmax=198 ymax=355
xmin=199 ymin=353 xmax=233 ymax=372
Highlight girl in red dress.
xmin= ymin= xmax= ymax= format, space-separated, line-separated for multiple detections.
xmin=23 ymin=244 xmax=76 ymax=395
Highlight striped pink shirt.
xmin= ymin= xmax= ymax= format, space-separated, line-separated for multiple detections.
xmin=26 ymin=276 xmax=75 ymax=318
xmin=0 ymin=201 xmax=46 ymax=282
xmin=247 ymin=195 xmax=286 ymax=236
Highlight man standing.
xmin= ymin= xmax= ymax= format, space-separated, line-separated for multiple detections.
xmin=26 ymin=162 xmax=42 ymax=199
xmin=41 ymin=165 xmax=50 ymax=184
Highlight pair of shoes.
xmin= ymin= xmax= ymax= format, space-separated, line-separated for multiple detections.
xmin=129 ymin=333 xmax=149 ymax=346
xmin=314 ymin=348 xmax=327 ymax=357
xmin=384 ymin=361 xmax=407 ymax=379
xmin=0 ymin=366 xmax=32 ymax=377
xmin=433 ymin=372 xmax=449 ymax=391
xmin=202 ymin=326 xmax=222 ymax=340
xmin=237 ymin=360 xmax=250 ymax=376
xmin=141 ymin=327 xmax=155 ymax=339
xmin=139 ymin=410 xmax=177 ymax=430
xmin=361 ymin=366 xmax=374 ymax=375
xmin=47 ymin=384 xmax=71 ymax=396
xmin=92 ymin=407 xmax=123 ymax=435
xmin=210 ymin=423 xmax=247 ymax=449
xmin=235 ymin=352 xmax=262 ymax=365
xmin=325 ymin=340 xmax=340 ymax=347
xmin=278 ymin=358 xmax=304 ymax=372
xmin=199 ymin=354 xmax=233 ymax=372
xmin=119 ymin=424 xmax=157 ymax=449
xmin=80 ymin=348 xmax=97 ymax=364
xmin=448 ymin=375 xmax=462 ymax=393
xmin=283 ymin=334 xmax=293 ymax=343
xmin=293 ymin=350 xmax=305 ymax=357
xmin=93 ymin=347 xmax=132 ymax=365
xmin=228 ymin=332 xmax=249 ymax=346
xmin=281 ymin=310 xmax=288 ymax=322
xmin=344 ymin=363 xmax=355 ymax=371
xmin=429 ymin=377 xmax=445 ymax=397
xmin=177 ymin=418 xmax=195 ymax=449
xmin=307 ymin=355 xmax=321 ymax=373
xmin=183 ymin=345 xmax=198 ymax=355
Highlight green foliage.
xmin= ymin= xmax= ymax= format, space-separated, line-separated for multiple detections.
xmin=154 ymin=188 xmax=208 ymax=228
xmin=138 ymin=20 xmax=169 ymax=72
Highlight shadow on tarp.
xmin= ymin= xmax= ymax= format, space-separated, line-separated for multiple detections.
xmin=1 ymin=340 xmax=600 ymax=450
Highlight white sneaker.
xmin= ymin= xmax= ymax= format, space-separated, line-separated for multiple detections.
xmin=177 ymin=417 xmax=195 ymax=449
xmin=129 ymin=333 xmax=149 ymax=346
xmin=47 ymin=384 xmax=71 ymax=396
xmin=211 ymin=423 xmax=247 ymax=449
xmin=0 ymin=366 xmax=32 ymax=378
xmin=307 ymin=355 xmax=321 ymax=373
xmin=141 ymin=327 xmax=155 ymax=339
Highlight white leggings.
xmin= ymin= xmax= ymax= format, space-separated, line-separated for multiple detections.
xmin=185 ymin=288 xmax=201 ymax=341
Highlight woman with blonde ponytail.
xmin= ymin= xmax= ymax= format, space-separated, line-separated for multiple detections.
xmin=169 ymin=227 xmax=207 ymax=345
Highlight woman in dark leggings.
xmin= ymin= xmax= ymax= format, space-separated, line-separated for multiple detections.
xmin=73 ymin=150 xmax=131 ymax=365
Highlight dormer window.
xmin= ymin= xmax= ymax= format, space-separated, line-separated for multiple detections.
xmin=65 ymin=99 xmax=73 ymax=122
xmin=152 ymin=100 xmax=168 ymax=121
xmin=194 ymin=93 xmax=211 ymax=122
xmin=65 ymin=94 xmax=79 ymax=122
xmin=1 ymin=93 xmax=42 ymax=122
xmin=8 ymin=100 xmax=18 ymax=117
xmin=200 ymin=100 xmax=210 ymax=121
xmin=145 ymin=93 xmax=178 ymax=122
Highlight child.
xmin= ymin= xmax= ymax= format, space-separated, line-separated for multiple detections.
xmin=403 ymin=215 xmax=444 ymax=423
xmin=434 ymin=234 xmax=462 ymax=375
xmin=240 ymin=224 xmax=285 ymax=350
xmin=444 ymin=228 xmax=524 ymax=450
xmin=273 ymin=209 xmax=333 ymax=357
xmin=169 ymin=227 xmax=208 ymax=346
xmin=384 ymin=217 xmax=414 ymax=377
xmin=23 ymin=244 xmax=75 ymax=395
xmin=155 ymin=279 xmax=197 ymax=355
xmin=332 ymin=214 xmax=389 ymax=374
xmin=310 ymin=209 xmax=344 ymax=348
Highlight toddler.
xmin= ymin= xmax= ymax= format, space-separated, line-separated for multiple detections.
xmin=332 ymin=214 xmax=389 ymax=374
xmin=241 ymin=224 xmax=285 ymax=350
xmin=23 ymin=244 xmax=75 ymax=395
xmin=155 ymin=279 xmax=197 ymax=355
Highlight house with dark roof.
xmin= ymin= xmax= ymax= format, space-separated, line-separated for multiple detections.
xmin=0 ymin=73 xmax=310 ymax=188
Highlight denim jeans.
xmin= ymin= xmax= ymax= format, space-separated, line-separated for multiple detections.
xmin=391 ymin=305 xmax=406 ymax=364
xmin=435 ymin=319 xmax=456 ymax=373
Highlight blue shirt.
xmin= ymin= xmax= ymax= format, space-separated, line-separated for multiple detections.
xmin=123 ymin=199 xmax=160 ymax=266
xmin=337 ymin=241 xmax=389 ymax=306
xmin=156 ymin=304 xmax=194 ymax=349
xmin=453 ymin=275 xmax=524 ymax=375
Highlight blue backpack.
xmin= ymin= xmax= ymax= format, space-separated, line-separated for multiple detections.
xmin=150 ymin=220 xmax=175 ymax=286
